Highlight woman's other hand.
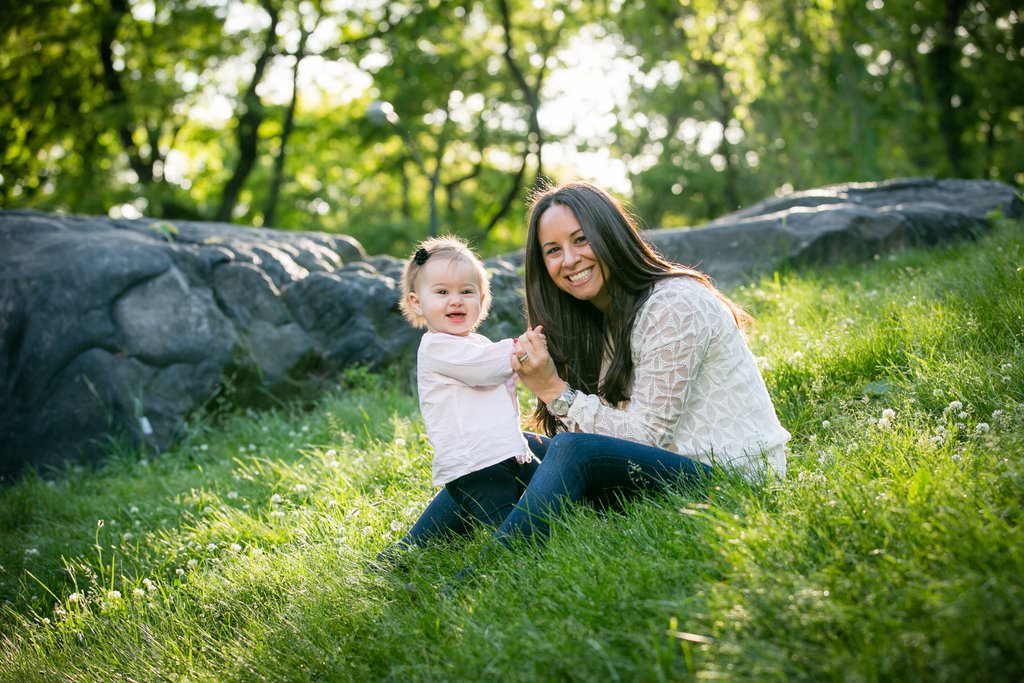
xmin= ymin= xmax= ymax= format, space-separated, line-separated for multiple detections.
xmin=511 ymin=326 xmax=567 ymax=403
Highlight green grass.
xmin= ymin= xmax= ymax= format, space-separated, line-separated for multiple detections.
xmin=2 ymin=219 xmax=1023 ymax=682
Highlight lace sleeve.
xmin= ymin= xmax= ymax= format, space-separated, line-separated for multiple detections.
xmin=563 ymin=282 xmax=718 ymax=448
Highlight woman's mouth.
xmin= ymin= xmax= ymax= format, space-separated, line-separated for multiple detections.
xmin=567 ymin=267 xmax=593 ymax=284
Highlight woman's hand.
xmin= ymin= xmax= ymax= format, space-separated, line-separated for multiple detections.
xmin=511 ymin=326 xmax=569 ymax=404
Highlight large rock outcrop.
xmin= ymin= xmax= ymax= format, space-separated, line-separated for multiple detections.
xmin=1 ymin=177 xmax=1020 ymax=477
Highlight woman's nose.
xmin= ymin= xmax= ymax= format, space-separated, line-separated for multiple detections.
xmin=562 ymin=246 xmax=581 ymax=268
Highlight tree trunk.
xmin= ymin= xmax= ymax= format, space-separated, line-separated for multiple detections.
xmin=217 ymin=1 xmax=280 ymax=222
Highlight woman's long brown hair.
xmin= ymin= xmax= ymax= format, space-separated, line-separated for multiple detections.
xmin=523 ymin=181 xmax=749 ymax=436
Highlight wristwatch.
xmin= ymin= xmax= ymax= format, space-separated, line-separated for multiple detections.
xmin=546 ymin=386 xmax=578 ymax=418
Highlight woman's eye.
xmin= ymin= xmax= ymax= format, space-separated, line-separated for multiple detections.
xmin=545 ymin=247 xmax=559 ymax=257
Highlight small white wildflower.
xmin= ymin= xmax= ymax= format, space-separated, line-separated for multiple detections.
xmin=42 ymin=617 xmax=50 ymax=625
xmin=394 ymin=438 xmax=406 ymax=447
xmin=293 ymin=484 xmax=308 ymax=494
xmin=199 ymin=444 xmax=209 ymax=451
xmin=262 ymin=425 xmax=269 ymax=432
xmin=129 ymin=505 xmax=139 ymax=514
xmin=176 ymin=568 xmax=185 ymax=576
xmin=881 ymin=408 xmax=896 ymax=420
xmin=107 ymin=590 xmax=121 ymax=600
xmin=227 ymin=491 xmax=239 ymax=500
xmin=187 ymin=559 xmax=198 ymax=569
xmin=250 ymin=547 xmax=263 ymax=558
xmin=270 ymin=494 xmax=283 ymax=504
xmin=958 ymin=411 xmax=968 ymax=419
xmin=390 ymin=520 xmax=404 ymax=532
xmin=361 ymin=525 xmax=373 ymax=536
xmin=326 ymin=449 xmax=338 ymax=457
xmin=133 ymin=588 xmax=145 ymax=598
xmin=951 ymin=453 xmax=962 ymax=462
xmin=143 ymin=578 xmax=156 ymax=591
xmin=948 ymin=400 xmax=963 ymax=412
xmin=68 ymin=592 xmax=82 ymax=603
xmin=929 ymin=435 xmax=944 ymax=445
xmin=992 ymin=409 xmax=1004 ymax=419
xmin=206 ymin=543 xmax=217 ymax=551
xmin=122 ymin=532 xmax=134 ymax=542
xmin=1001 ymin=363 xmax=1012 ymax=372
xmin=270 ymin=510 xmax=285 ymax=519
xmin=54 ymin=606 xmax=66 ymax=618
xmin=301 ymin=425 xmax=309 ymax=432
xmin=230 ymin=543 xmax=242 ymax=553
xmin=808 ymin=434 xmax=818 ymax=442
xmin=24 ymin=548 xmax=39 ymax=556
xmin=791 ymin=351 xmax=803 ymax=360
xmin=956 ymin=422 xmax=967 ymax=430
xmin=821 ymin=420 xmax=831 ymax=428
xmin=238 ymin=446 xmax=246 ymax=453
xmin=975 ymin=423 xmax=990 ymax=434
xmin=248 ymin=443 xmax=257 ymax=451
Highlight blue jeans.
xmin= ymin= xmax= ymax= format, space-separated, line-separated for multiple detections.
xmin=392 ymin=432 xmax=711 ymax=552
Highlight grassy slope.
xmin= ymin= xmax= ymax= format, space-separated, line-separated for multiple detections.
xmin=1 ymin=219 xmax=1022 ymax=682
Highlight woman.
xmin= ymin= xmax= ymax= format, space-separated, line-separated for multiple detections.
xmin=382 ymin=181 xmax=788 ymax=560
xmin=493 ymin=180 xmax=789 ymax=544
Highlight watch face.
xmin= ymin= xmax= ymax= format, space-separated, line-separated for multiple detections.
xmin=551 ymin=398 xmax=569 ymax=416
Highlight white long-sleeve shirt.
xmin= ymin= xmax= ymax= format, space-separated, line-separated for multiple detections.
xmin=561 ymin=277 xmax=790 ymax=479
xmin=416 ymin=332 xmax=528 ymax=486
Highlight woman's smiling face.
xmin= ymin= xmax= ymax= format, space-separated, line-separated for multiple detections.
xmin=537 ymin=203 xmax=611 ymax=313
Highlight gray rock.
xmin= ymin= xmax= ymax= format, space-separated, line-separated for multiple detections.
xmin=645 ymin=177 xmax=1022 ymax=287
xmin=0 ymin=177 xmax=1019 ymax=477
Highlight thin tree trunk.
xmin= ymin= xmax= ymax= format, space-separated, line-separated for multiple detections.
xmin=217 ymin=0 xmax=280 ymax=222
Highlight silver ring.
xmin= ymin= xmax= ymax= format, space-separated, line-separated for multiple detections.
xmin=518 ymin=353 xmax=529 ymax=363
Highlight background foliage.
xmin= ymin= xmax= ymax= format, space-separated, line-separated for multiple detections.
xmin=2 ymin=0 xmax=1022 ymax=255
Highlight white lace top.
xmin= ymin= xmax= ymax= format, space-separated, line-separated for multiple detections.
xmin=561 ymin=277 xmax=789 ymax=479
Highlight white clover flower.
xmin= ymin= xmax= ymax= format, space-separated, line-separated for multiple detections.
xmin=293 ymin=484 xmax=308 ymax=494
xmin=992 ymin=409 xmax=1005 ymax=419
xmin=227 ymin=491 xmax=239 ymax=500
xmin=187 ymin=559 xmax=198 ymax=569
xmin=133 ymin=588 xmax=145 ymax=598
xmin=42 ymin=617 xmax=50 ymax=625
xmin=390 ymin=520 xmax=404 ymax=532
xmin=230 ymin=543 xmax=242 ymax=553
xmin=881 ymin=408 xmax=896 ymax=420
xmin=326 ymin=449 xmax=338 ymax=457
xmin=394 ymin=438 xmax=406 ymax=448
xmin=68 ymin=592 xmax=82 ymax=603
xmin=122 ymin=532 xmax=134 ymax=542
xmin=107 ymin=590 xmax=122 ymax=600
xmin=361 ymin=525 xmax=373 ymax=536
xmin=956 ymin=422 xmax=966 ymax=430
xmin=821 ymin=420 xmax=831 ymax=428
xmin=270 ymin=494 xmax=283 ymax=504
xmin=270 ymin=510 xmax=285 ymax=519
xmin=248 ymin=444 xmax=257 ymax=451
xmin=238 ymin=446 xmax=246 ymax=453
xmin=808 ymin=434 xmax=818 ymax=442
xmin=958 ymin=411 xmax=968 ymax=419
xmin=176 ymin=568 xmax=185 ymax=576
xmin=301 ymin=425 xmax=309 ymax=432
xmin=129 ymin=505 xmax=139 ymax=514
xmin=54 ymin=606 xmax=66 ymax=617
xmin=24 ymin=548 xmax=39 ymax=556
xmin=976 ymin=423 xmax=990 ymax=434
xmin=876 ymin=417 xmax=892 ymax=430
xmin=206 ymin=543 xmax=217 ymax=551
xmin=1001 ymin=363 xmax=1012 ymax=372
xmin=791 ymin=351 xmax=803 ymax=360
xmin=250 ymin=547 xmax=263 ymax=558
xmin=199 ymin=444 xmax=209 ymax=451
xmin=947 ymin=400 xmax=963 ymax=412
xmin=143 ymin=578 xmax=156 ymax=591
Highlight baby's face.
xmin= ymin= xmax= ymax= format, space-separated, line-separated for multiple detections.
xmin=408 ymin=257 xmax=484 ymax=336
